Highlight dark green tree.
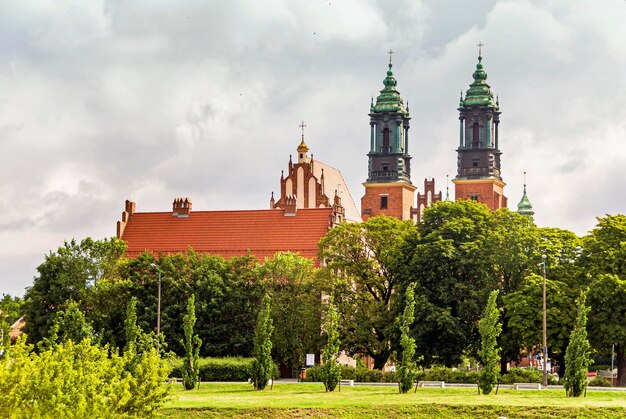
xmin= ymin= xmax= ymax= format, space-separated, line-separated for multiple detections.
xmin=23 ymin=237 xmax=126 ymax=345
xmin=400 ymin=200 xmax=496 ymax=366
xmin=52 ymin=300 xmax=95 ymax=344
xmin=563 ymin=292 xmax=591 ymax=397
xmin=124 ymin=297 xmax=139 ymax=355
xmin=478 ymin=290 xmax=501 ymax=394
xmin=180 ymin=295 xmax=201 ymax=390
xmin=318 ymin=215 xmax=414 ymax=369
xmin=251 ymin=293 xmax=274 ymax=390
xmin=318 ymin=296 xmax=341 ymax=392
xmin=397 ymin=283 xmax=417 ymax=393
xmin=260 ymin=252 xmax=322 ymax=373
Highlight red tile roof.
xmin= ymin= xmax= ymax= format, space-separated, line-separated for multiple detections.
xmin=121 ymin=207 xmax=333 ymax=263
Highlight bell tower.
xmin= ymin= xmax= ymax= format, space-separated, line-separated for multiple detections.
xmin=361 ymin=51 xmax=415 ymax=221
xmin=453 ymin=45 xmax=507 ymax=210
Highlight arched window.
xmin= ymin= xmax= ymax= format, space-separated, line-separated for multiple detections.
xmin=472 ymin=123 xmax=480 ymax=147
xmin=382 ymin=128 xmax=390 ymax=151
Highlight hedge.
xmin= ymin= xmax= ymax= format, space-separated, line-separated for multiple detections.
xmin=169 ymin=357 xmax=276 ymax=382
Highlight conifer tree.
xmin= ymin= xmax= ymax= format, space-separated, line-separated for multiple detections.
xmin=124 ymin=297 xmax=139 ymax=355
xmin=397 ymin=283 xmax=418 ymax=393
xmin=478 ymin=290 xmax=501 ymax=394
xmin=180 ymin=294 xmax=201 ymax=390
xmin=251 ymin=293 xmax=274 ymax=390
xmin=319 ymin=296 xmax=342 ymax=392
xmin=564 ymin=292 xmax=592 ymax=397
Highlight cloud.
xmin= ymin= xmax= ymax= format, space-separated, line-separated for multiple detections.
xmin=0 ymin=0 xmax=625 ymax=296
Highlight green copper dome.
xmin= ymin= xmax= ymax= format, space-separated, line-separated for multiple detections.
xmin=372 ymin=63 xmax=408 ymax=114
xmin=517 ymin=184 xmax=534 ymax=216
xmin=461 ymin=55 xmax=498 ymax=109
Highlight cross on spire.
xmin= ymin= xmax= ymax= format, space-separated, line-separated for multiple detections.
xmin=388 ymin=48 xmax=394 ymax=65
xmin=298 ymin=120 xmax=307 ymax=139
xmin=477 ymin=42 xmax=484 ymax=60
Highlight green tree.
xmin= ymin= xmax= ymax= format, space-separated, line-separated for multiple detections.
xmin=397 ymin=283 xmax=418 ymax=393
xmin=400 ymin=201 xmax=496 ymax=366
xmin=180 ymin=294 xmax=201 ymax=390
xmin=23 ymin=237 xmax=126 ymax=345
xmin=583 ymin=214 xmax=626 ymax=386
xmin=318 ymin=296 xmax=341 ymax=392
xmin=318 ymin=215 xmax=414 ymax=369
xmin=260 ymin=252 xmax=322 ymax=373
xmin=563 ymin=292 xmax=592 ymax=397
xmin=0 ymin=294 xmax=23 ymax=357
xmin=51 ymin=300 xmax=95 ymax=344
xmin=124 ymin=297 xmax=139 ymax=355
xmin=251 ymin=293 xmax=274 ymax=390
xmin=478 ymin=290 xmax=501 ymax=394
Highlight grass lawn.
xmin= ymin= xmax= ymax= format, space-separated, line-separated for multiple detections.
xmin=159 ymin=382 xmax=626 ymax=418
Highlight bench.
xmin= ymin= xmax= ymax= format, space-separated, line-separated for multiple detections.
xmin=340 ymin=379 xmax=354 ymax=386
xmin=418 ymin=380 xmax=445 ymax=388
xmin=513 ymin=383 xmax=542 ymax=390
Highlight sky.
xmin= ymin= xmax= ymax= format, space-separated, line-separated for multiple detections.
xmin=1 ymin=0 xmax=625 ymax=297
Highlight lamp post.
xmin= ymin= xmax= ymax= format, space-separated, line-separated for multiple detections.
xmin=541 ymin=254 xmax=548 ymax=387
xmin=150 ymin=263 xmax=162 ymax=335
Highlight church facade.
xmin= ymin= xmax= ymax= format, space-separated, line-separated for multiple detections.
xmin=117 ymin=49 xmax=534 ymax=262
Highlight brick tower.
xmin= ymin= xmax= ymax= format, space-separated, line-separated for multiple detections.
xmin=453 ymin=47 xmax=507 ymax=210
xmin=361 ymin=54 xmax=415 ymax=221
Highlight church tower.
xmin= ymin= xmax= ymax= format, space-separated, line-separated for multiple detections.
xmin=453 ymin=47 xmax=507 ymax=210
xmin=361 ymin=53 xmax=415 ymax=221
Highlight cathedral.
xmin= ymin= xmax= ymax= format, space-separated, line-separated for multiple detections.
xmin=117 ymin=49 xmax=533 ymax=261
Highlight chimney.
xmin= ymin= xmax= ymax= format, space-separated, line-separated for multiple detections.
xmin=117 ymin=199 xmax=136 ymax=238
xmin=172 ymin=197 xmax=192 ymax=218
xmin=284 ymin=195 xmax=297 ymax=216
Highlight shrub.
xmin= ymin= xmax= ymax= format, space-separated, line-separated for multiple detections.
xmin=170 ymin=357 xmax=279 ymax=382
xmin=499 ymin=368 xmax=556 ymax=385
xmin=588 ymin=376 xmax=611 ymax=387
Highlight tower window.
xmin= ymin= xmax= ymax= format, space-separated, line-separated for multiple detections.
xmin=473 ymin=162 xmax=478 ymax=167
xmin=383 ymin=165 xmax=388 ymax=171
xmin=470 ymin=194 xmax=479 ymax=201
xmin=300 ymin=153 xmax=303 ymax=158
xmin=472 ymin=123 xmax=480 ymax=147
xmin=382 ymin=128 xmax=390 ymax=151
xmin=380 ymin=196 xmax=388 ymax=209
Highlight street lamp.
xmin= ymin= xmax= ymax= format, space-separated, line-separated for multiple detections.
xmin=150 ymin=263 xmax=162 ymax=335
xmin=541 ymin=253 xmax=548 ymax=388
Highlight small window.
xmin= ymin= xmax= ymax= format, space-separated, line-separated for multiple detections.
xmin=383 ymin=128 xmax=390 ymax=148
xmin=473 ymin=162 xmax=478 ymax=167
xmin=380 ymin=196 xmax=388 ymax=209
xmin=470 ymin=194 xmax=479 ymax=201
xmin=300 ymin=153 xmax=303 ymax=158
xmin=383 ymin=165 xmax=388 ymax=171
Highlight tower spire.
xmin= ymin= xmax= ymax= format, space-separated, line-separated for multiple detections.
xmin=517 ymin=171 xmax=534 ymax=216
xmin=445 ymin=174 xmax=451 ymax=201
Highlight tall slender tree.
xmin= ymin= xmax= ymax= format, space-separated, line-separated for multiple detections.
xmin=319 ymin=296 xmax=341 ymax=392
xmin=397 ymin=283 xmax=417 ymax=393
xmin=251 ymin=293 xmax=274 ymax=390
xmin=563 ymin=292 xmax=591 ymax=397
xmin=180 ymin=295 xmax=201 ymax=390
xmin=478 ymin=290 xmax=501 ymax=394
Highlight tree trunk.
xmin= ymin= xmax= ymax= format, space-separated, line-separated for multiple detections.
xmin=618 ymin=349 xmax=626 ymax=387
xmin=500 ymin=351 xmax=508 ymax=375
xmin=372 ymin=353 xmax=388 ymax=370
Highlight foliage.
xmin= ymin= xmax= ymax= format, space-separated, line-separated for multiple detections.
xmin=584 ymin=214 xmax=626 ymax=387
xmin=588 ymin=376 xmax=612 ymax=387
xmin=23 ymin=237 xmax=126 ymax=345
xmin=478 ymin=290 xmax=501 ymax=394
xmin=498 ymin=367 xmax=557 ymax=385
xmin=124 ymin=296 xmax=139 ymax=354
xmin=400 ymin=201 xmax=497 ymax=367
xmin=180 ymin=295 xmax=201 ymax=390
xmin=251 ymin=293 xmax=274 ymax=390
xmin=318 ymin=296 xmax=342 ymax=392
xmin=563 ymin=292 xmax=592 ymax=397
xmin=52 ymin=300 xmax=96 ymax=344
xmin=397 ymin=283 xmax=418 ymax=393
xmin=260 ymin=253 xmax=323 ymax=371
xmin=169 ymin=357 xmax=278 ymax=382
xmin=318 ymin=216 xmax=414 ymax=369
xmin=0 ymin=337 xmax=169 ymax=418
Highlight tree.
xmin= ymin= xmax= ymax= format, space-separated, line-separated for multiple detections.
xmin=124 ymin=297 xmax=139 ymax=355
xmin=400 ymin=201 xmax=496 ymax=366
xmin=51 ymin=300 xmax=95 ymax=344
xmin=23 ymin=237 xmax=126 ymax=345
xmin=478 ymin=290 xmax=501 ymax=394
xmin=180 ymin=295 xmax=201 ymax=390
xmin=260 ymin=252 xmax=322 ymax=374
xmin=318 ymin=215 xmax=415 ymax=369
xmin=563 ymin=292 xmax=592 ymax=397
xmin=587 ymin=274 xmax=626 ymax=386
xmin=251 ymin=293 xmax=274 ymax=390
xmin=397 ymin=283 xmax=418 ymax=393
xmin=318 ymin=296 xmax=341 ymax=392
xmin=583 ymin=214 xmax=626 ymax=386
